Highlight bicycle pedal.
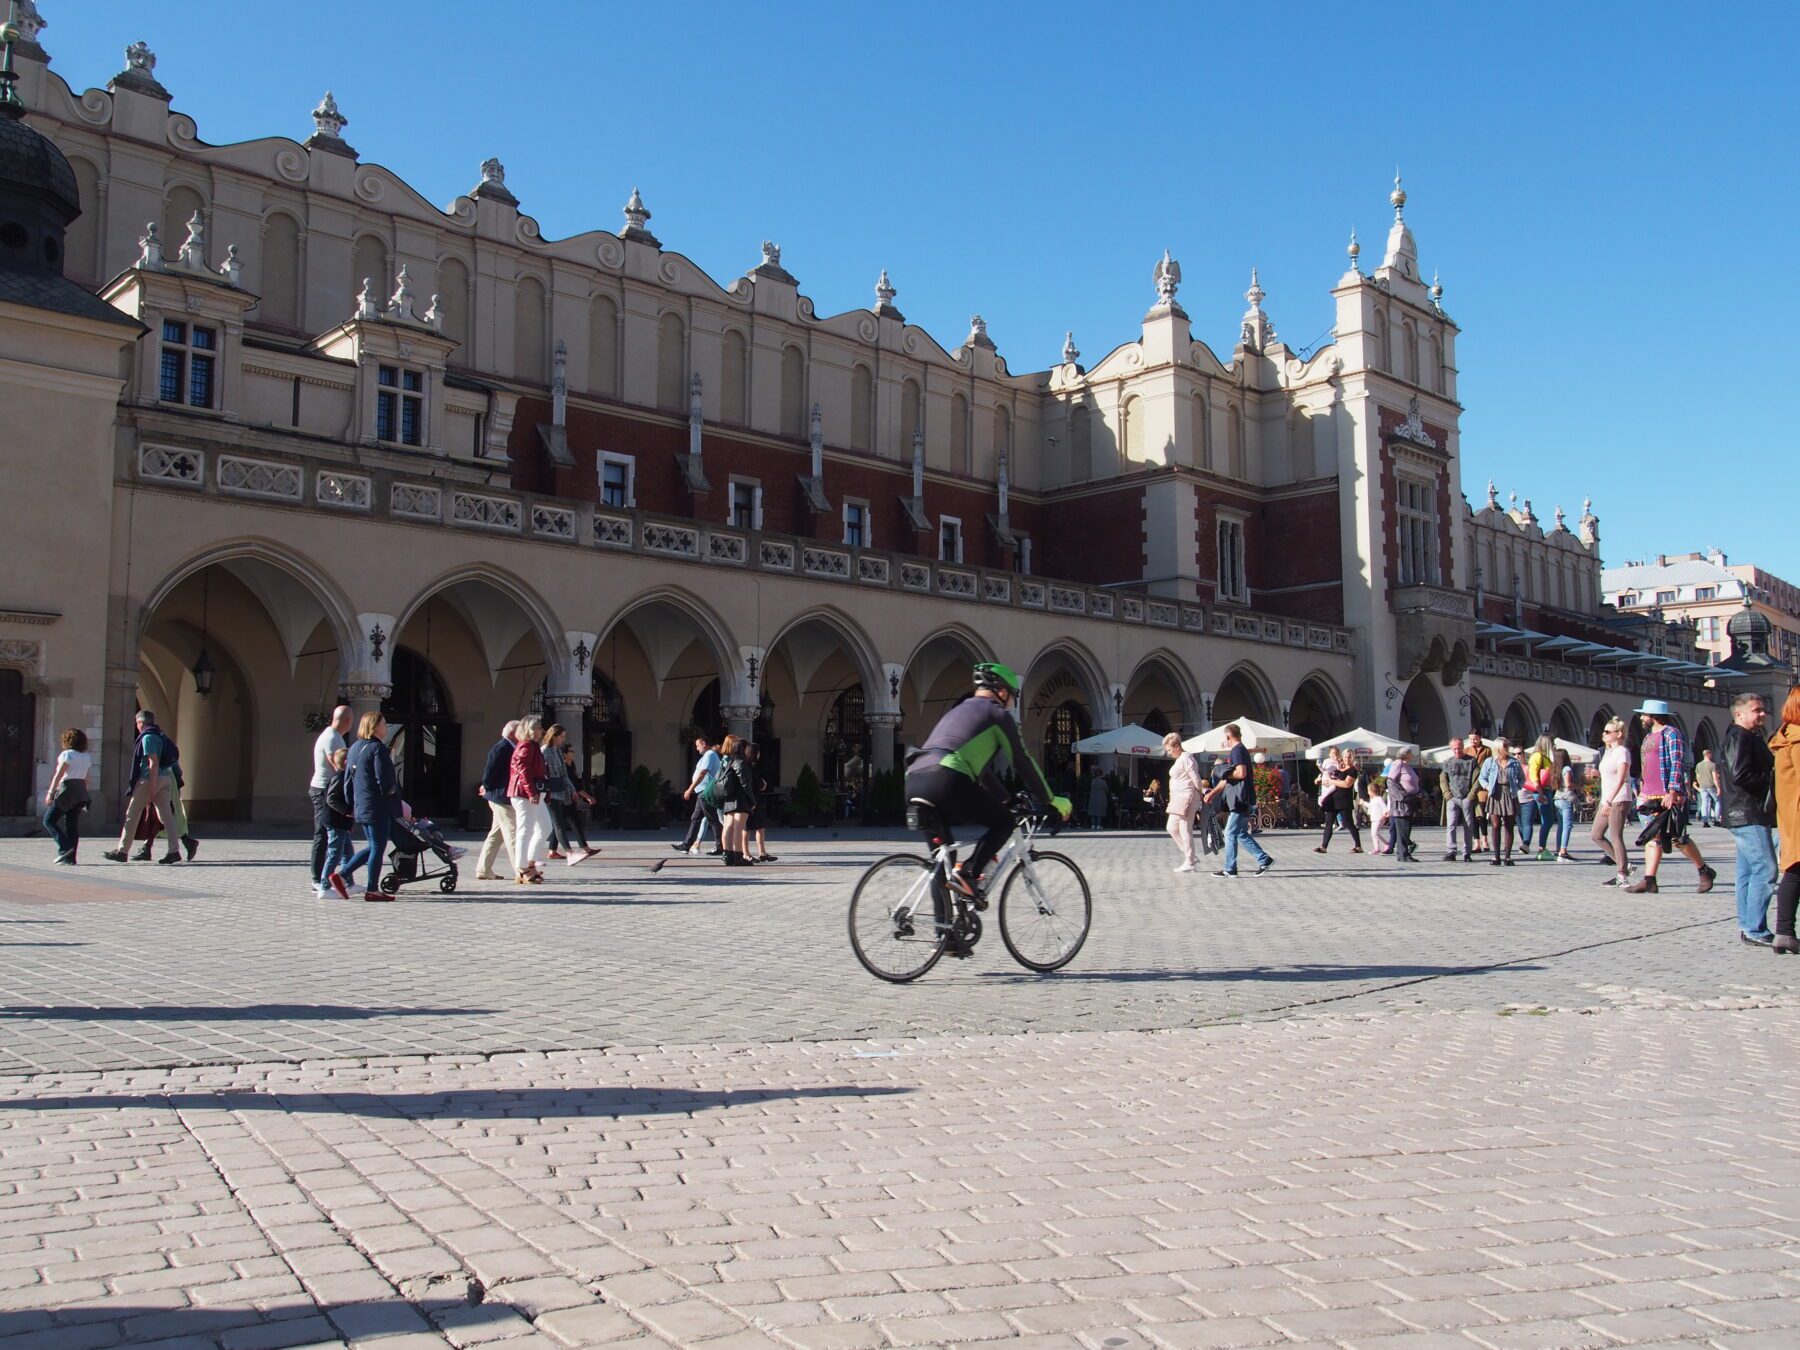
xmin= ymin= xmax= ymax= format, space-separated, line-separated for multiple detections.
xmin=972 ymin=896 xmax=988 ymax=912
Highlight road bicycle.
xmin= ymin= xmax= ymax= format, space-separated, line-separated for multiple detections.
xmin=848 ymin=795 xmax=1092 ymax=983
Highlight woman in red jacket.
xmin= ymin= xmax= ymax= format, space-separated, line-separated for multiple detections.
xmin=508 ymin=714 xmax=550 ymax=884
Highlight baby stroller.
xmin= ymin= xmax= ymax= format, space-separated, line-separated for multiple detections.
xmin=380 ymin=815 xmax=462 ymax=895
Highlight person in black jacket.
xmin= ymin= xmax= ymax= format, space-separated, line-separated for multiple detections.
xmin=339 ymin=711 xmax=404 ymax=901
xmin=1722 ymin=692 xmax=1777 ymax=946
xmin=475 ymin=720 xmax=520 ymax=881
xmin=716 ymin=734 xmax=757 ymax=867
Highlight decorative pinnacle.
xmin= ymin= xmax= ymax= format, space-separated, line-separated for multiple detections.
xmin=311 ymin=90 xmax=347 ymax=139
xmin=1486 ymin=479 xmax=1499 ymax=509
xmin=0 ymin=0 xmax=23 ymax=120
xmin=1062 ymin=330 xmax=1079 ymax=365
xmin=1347 ymin=227 xmax=1360 ymax=264
xmin=1390 ymin=168 xmax=1406 ymax=218
xmin=1555 ymin=504 xmax=1566 ymax=530
xmin=1245 ymin=267 xmax=1265 ymax=309
xmin=1430 ymin=269 xmax=1443 ymax=307
xmin=623 ymin=187 xmax=650 ymax=231
xmin=875 ymin=269 xmax=895 ymax=307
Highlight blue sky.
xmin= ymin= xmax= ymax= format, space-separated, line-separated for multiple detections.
xmin=53 ymin=1 xmax=1799 ymax=577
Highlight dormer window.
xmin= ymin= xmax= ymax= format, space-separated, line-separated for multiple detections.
xmin=377 ymin=365 xmax=424 ymax=446
xmin=160 ymin=320 xmax=216 ymax=408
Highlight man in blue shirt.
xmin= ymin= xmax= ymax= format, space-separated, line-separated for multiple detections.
xmin=675 ymin=735 xmax=724 ymax=855
xmin=1202 ymin=724 xmax=1275 ymax=878
xmin=104 ymin=710 xmax=181 ymax=862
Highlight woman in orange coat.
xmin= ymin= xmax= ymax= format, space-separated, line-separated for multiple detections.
xmin=1770 ymin=685 xmax=1800 ymax=953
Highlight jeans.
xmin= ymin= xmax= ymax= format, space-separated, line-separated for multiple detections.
xmin=42 ymin=799 xmax=86 ymax=859
xmin=1445 ymin=798 xmax=1474 ymax=857
xmin=1517 ymin=798 xmax=1539 ymax=852
xmin=1730 ymin=824 xmax=1776 ymax=940
xmin=309 ymin=787 xmax=332 ymax=882
xmin=1222 ymin=810 xmax=1270 ymax=874
xmin=680 ymin=795 xmax=721 ymax=850
xmin=1699 ymin=789 xmax=1720 ymax=824
xmin=342 ymin=817 xmax=392 ymax=893
xmin=321 ymin=825 xmax=352 ymax=884
xmin=549 ymin=797 xmax=590 ymax=852
xmin=1555 ymin=800 xmax=1576 ymax=853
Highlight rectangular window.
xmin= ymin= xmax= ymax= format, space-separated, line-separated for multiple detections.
xmin=1655 ymin=589 xmax=1677 ymax=605
xmin=376 ymin=364 xmax=424 ymax=447
xmin=843 ymin=500 xmax=869 ymax=550
xmin=1619 ymin=592 xmax=1638 ymax=608
xmin=938 ymin=515 xmax=963 ymax=563
xmin=1217 ymin=515 xmax=1248 ymax=602
xmin=1395 ymin=473 xmax=1439 ymax=586
xmin=598 ymin=452 xmax=635 ymax=509
xmin=1019 ymin=537 xmax=1032 ymax=576
xmin=158 ymin=321 xmax=217 ymax=408
xmin=728 ymin=479 xmax=761 ymax=531
xmin=1695 ymin=586 xmax=1716 ymax=601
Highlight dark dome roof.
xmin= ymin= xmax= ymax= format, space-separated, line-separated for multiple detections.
xmin=1728 ymin=604 xmax=1772 ymax=638
xmin=0 ymin=114 xmax=80 ymax=220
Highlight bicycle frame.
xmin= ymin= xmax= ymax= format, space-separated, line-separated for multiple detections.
xmin=890 ymin=814 xmax=1045 ymax=931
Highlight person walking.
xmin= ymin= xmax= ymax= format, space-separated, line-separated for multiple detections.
xmin=1625 ymin=700 xmax=1716 ymax=895
xmin=1591 ymin=718 xmax=1635 ymax=887
xmin=1085 ymin=765 xmax=1110 ymax=831
xmin=1314 ymin=748 xmax=1362 ymax=854
xmin=1389 ymin=746 xmax=1422 ymax=862
xmin=1519 ymin=735 xmax=1553 ymax=860
xmin=1195 ymin=757 xmax=1224 ymax=855
xmin=309 ymin=705 xmax=353 ymax=895
xmin=1441 ymin=738 xmax=1477 ymax=861
xmin=1162 ymin=732 xmax=1202 ymax=872
xmin=715 ymin=734 xmax=756 ymax=866
xmin=744 ymin=743 xmax=777 ymax=863
xmin=1365 ymin=772 xmax=1391 ymax=855
xmin=1466 ymin=731 xmax=1493 ymax=854
xmin=1479 ymin=739 xmax=1524 ymax=865
xmin=1694 ymin=749 xmax=1721 ymax=827
xmin=1721 ymin=692 xmax=1776 ymax=947
xmin=339 ymin=711 xmax=402 ymax=901
xmin=508 ymin=714 xmax=551 ymax=884
xmin=1769 ymin=686 xmax=1800 ymax=954
xmin=541 ymin=724 xmax=599 ymax=865
xmin=319 ymin=746 xmax=354 ymax=897
xmin=1204 ymin=724 xmax=1273 ymax=878
xmin=104 ymin=711 xmax=179 ymax=863
xmin=675 ymin=735 xmax=724 ymax=856
xmin=475 ymin=720 xmax=521 ymax=881
xmin=1551 ymin=747 xmax=1579 ymax=861
xmin=42 ymin=728 xmax=92 ymax=864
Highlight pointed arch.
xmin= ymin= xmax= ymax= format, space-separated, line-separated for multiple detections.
xmin=395 ymin=564 xmax=566 ymax=683
xmin=904 ymin=623 xmax=996 ymax=673
xmin=1213 ymin=661 xmax=1278 ymax=725
xmin=1024 ymin=638 xmax=1111 ymax=723
xmin=1289 ymin=670 xmax=1351 ymax=742
xmin=513 ymin=274 xmax=548 ymax=383
xmin=1125 ymin=650 xmax=1203 ymax=732
xmin=1501 ymin=694 xmax=1541 ymax=747
xmin=137 ymin=539 xmax=359 ymax=661
xmin=595 ymin=586 xmax=742 ymax=690
xmin=1549 ymin=701 xmax=1583 ymax=743
xmin=764 ymin=605 xmax=884 ymax=700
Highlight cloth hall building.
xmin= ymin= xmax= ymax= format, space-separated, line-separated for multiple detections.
xmin=0 ymin=15 xmax=1739 ymax=825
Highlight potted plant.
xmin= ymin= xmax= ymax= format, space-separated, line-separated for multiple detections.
xmin=783 ymin=764 xmax=831 ymax=828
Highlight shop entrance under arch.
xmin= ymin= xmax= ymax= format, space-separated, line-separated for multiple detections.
xmin=382 ymin=647 xmax=460 ymax=820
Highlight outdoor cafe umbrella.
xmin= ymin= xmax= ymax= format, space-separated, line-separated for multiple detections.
xmin=1071 ymin=724 xmax=1172 ymax=757
xmin=1303 ymin=727 xmax=1418 ymax=761
xmin=1182 ymin=718 xmax=1312 ymax=756
xmin=1553 ymin=737 xmax=1599 ymax=765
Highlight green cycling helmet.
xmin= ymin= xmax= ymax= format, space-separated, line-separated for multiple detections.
xmin=972 ymin=661 xmax=1022 ymax=696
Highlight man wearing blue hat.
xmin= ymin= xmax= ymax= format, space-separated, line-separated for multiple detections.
xmin=1625 ymin=700 xmax=1716 ymax=895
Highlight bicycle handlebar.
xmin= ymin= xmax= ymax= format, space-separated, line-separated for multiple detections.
xmin=1010 ymin=795 xmax=1063 ymax=837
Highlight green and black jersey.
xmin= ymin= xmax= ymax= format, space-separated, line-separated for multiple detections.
xmin=911 ymin=695 xmax=1055 ymax=805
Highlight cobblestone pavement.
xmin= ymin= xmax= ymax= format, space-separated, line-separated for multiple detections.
xmin=1 ymin=831 xmax=1796 ymax=1348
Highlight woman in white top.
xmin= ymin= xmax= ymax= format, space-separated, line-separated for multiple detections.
xmin=43 ymin=727 xmax=93 ymax=865
xmin=1589 ymin=717 xmax=1634 ymax=886
xmin=1163 ymin=732 xmax=1204 ymax=873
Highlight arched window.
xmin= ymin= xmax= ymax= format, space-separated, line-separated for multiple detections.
xmin=1071 ymin=404 xmax=1092 ymax=482
xmin=351 ymin=234 xmax=388 ymax=309
xmin=1044 ymin=702 xmax=1091 ymax=782
xmin=260 ymin=213 xmax=302 ymax=329
xmin=901 ymin=378 xmax=922 ymax=453
xmin=586 ymin=293 xmax=617 ymax=395
xmin=1431 ymin=335 xmax=1445 ymax=394
xmin=1372 ymin=309 xmax=1388 ymax=372
xmin=1403 ymin=320 xmax=1419 ymax=384
xmin=951 ymin=392 xmax=969 ymax=472
xmin=66 ymin=157 xmax=102 ymax=283
xmin=850 ymin=364 xmax=873 ymax=450
xmin=993 ymin=404 xmax=1011 ymax=467
xmin=1192 ymin=393 xmax=1211 ymax=470
xmin=1289 ymin=408 xmax=1313 ymax=478
xmin=1122 ymin=395 xmax=1144 ymax=462
xmin=1227 ymin=403 xmax=1245 ymax=479
xmin=162 ymin=184 xmax=205 ymax=264
xmin=435 ymin=257 xmax=471 ymax=353
xmin=513 ymin=275 xmax=547 ymax=383
xmin=823 ymin=685 xmax=870 ymax=790
xmin=656 ymin=312 xmax=686 ymax=410
xmin=779 ymin=345 xmax=805 ymax=438
xmin=721 ymin=329 xmax=748 ymax=424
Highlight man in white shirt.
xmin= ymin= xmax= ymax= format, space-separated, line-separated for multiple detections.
xmin=674 ymin=736 xmax=724 ymax=856
xmin=309 ymin=705 xmax=353 ymax=895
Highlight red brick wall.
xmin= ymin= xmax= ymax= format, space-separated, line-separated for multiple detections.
xmin=1036 ymin=485 xmax=1147 ymax=586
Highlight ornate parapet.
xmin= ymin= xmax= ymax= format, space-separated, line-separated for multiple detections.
xmin=1393 ymin=583 xmax=1475 ymax=685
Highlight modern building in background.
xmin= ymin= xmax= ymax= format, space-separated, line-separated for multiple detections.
xmin=0 ymin=11 xmax=1738 ymax=824
xmin=1603 ymin=551 xmax=1800 ymax=670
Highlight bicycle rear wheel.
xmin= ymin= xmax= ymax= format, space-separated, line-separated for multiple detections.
xmin=849 ymin=854 xmax=950 ymax=982
xmin=998 ymin=850 xmax=1091 ymax=973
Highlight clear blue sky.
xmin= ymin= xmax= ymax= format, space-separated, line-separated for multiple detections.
xmin=54 ymin=1 xmax=1799 ymax=577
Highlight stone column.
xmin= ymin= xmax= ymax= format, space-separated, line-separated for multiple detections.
xmin=341 ymin=682 xmax=392 ymax=732
xmin=721 ymin=704 xmax=760 ymax=743
xmin=866 ymin=713 xmax=902 ymax=776
xmin=551 ymin=695 xmax=594 ymax=778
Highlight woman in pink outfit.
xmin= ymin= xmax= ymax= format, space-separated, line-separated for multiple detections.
xmin=1163 ymin=732 xmax=1203 ymax=873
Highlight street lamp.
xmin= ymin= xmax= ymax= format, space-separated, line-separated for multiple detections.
xmin=192 ymin=570 xmax=215 ymax=698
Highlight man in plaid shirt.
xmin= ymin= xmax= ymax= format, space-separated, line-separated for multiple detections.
xmin=1626 ymin=699 xmax=1716 ymax=895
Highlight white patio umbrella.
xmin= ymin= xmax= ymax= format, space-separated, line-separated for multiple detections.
xmin=1071 ymin=724 xmax=1173 ymax=757
xmin=1181 ymin=718 xmax=1312 ymax=756
xmin=1554 ymin=737 xmax=1599 ymax=765
xmin=1420 ymin=743 xmax=1456 ymax=765
xmin=1303 ymin=727 xmax=1418 ymax=761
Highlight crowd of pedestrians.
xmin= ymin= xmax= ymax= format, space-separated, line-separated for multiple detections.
xmin=669 ymin=734 xmax=777 ymax=867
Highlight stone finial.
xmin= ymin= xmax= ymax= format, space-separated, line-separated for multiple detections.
xmin=1153 ymin=249 xmax=1181 ymax=306
xmin=388 ymin=265 xmax=416 ymax=321
xmin=875 ymin=269 xmax=895 ymax=306
xmin=1062 ymin=331 xmax=1079 ymax=366
xmin=124 ymin=40 xmax=154 ymax=73
xmin=112 ymin=38 xmax=169 ymax=99
xmin=175 ymin=210 xmax=206 ymax=270
xmin=312 ymin=90 xmax=347 ymax=140
xmin=422 ymin=293 xmax=443 ymax=331
xmin=1554 ymin=504 xmax=1567 ymax=531
xmin=135 ymin=221 xmax=164 ymax=271
xmin=14 ymin=0 xmax=44 ymax=47
xmin=1240 ymin=266 xmax=1275 ymax=351
xmin=761 ymin=240 xmax=780 ymax=267
xmin=1430 ymin=269 xmax=1444 ymax=310
xmin=1522 ymin=497 xmax=1536 ymax=524
xmin=1509 ymin=490 xmax=1519 ymax=511
xmin=1347 ymin=227 xmax=1361 ymax=272
xmin=623 ymin=187 xmax=650 ymax=231
xmin=219 ymin=244 xmax=241 ymax=288
xmin=967 ymin=314 xmax=994 ymax=349
xmin=1486 ymin=479 xmax=1499 ymax=510
xmin=1582 ymin=495 xmax=1594 ymax=518
xmin=355 ymin=276 xmax=380 ymax=321
xmin=1390 ymin=168 xmax=1406 ymax=218
xmin=480 ymin=157 xmax=505 ymax=188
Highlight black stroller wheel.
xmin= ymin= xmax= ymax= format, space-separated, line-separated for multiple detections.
xmin=439 ymin=867 xmax=458 ymax=894
xmin=379 ymin=874 xmax=400 ymax=894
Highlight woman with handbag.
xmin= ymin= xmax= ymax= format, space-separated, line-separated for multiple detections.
xmin=42 ymin=728 xmax=93 ymax=865
xmin=715 ymin=734 xmax=757 ymax=866
xmin=1479 ymin=739 xmax=1525 ymax=866
xmin=541 ymin=724 xmax=599 ymax=865
xmin=508 ymin=715 xmax=551 ymax=884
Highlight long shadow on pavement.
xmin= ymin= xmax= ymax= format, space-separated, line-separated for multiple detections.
xmin=978 ymin=962 xmax=1546 ymax=984
xmin=0 ymin=1003 xmax=497 ymax=1021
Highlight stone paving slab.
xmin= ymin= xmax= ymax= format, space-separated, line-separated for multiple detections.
xmin=1 ymin=1010 xmax=1797 ymax=1348
xmin=0 ymin=833 xmax=1790 ymax=1075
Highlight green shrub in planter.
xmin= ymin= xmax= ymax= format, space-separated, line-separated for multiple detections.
xmin=784 ymin=764 xmax=830 ymax=827
xmin=865 ymin=767 xmax=903 ymax=825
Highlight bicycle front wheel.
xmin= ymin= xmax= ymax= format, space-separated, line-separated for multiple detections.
xmin=849 ymin=854 xmax=949 ymax=983
xmin=998 ymin=850 xmax=1091 ymax=973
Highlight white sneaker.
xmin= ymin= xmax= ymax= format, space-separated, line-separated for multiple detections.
xmin=1175 ymin=862 xmax=1197 ymax=874
xmin=312 ymin=883 xmax=329 ymax=898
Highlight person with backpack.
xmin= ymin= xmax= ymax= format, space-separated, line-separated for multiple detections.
xmin=104 ymin=710 xmax=195 ymax=864
xmin=1162 ymin=732 xmax=1203 ymax=872
xmin=714 ymin=734 xmax=758 ymax=866
xmin=674 ymin=735 xmax=724 ymax=856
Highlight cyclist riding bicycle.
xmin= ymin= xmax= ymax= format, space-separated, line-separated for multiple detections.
xmin=904 ymin=661 xmax=1072 ymax=908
